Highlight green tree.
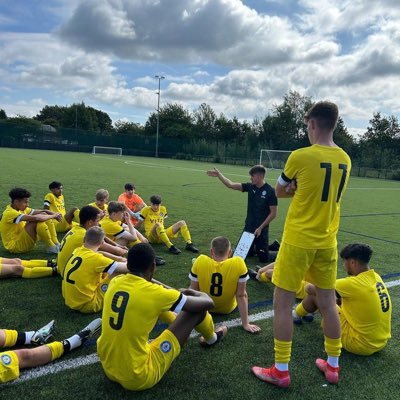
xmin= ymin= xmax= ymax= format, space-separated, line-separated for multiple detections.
xmin=114 ymin=120 xmax=144 ymax=136
xmin=0 ymin=109 xmax=7 ymax=119
xmin=192 ymin=103 xmax=217 ymax=139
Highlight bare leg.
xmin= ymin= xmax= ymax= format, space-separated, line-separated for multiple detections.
xmin=315 ymin=288 xmax=340 ymax=339
xmin=15 ymin=346 xmax=53 ymax=369
xmin=273 ymin=287 xmax=296 ymax=341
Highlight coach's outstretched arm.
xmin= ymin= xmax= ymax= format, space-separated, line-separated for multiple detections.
xmin=207 ymin=167 xmax=242 ymax=190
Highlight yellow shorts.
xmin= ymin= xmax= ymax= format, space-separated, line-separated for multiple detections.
xmin=0 ymin=351 xmax=20 ymax=383
xmin=272 ymin=242 xmax=338 ymax=291
xmin=55 ymin=216 xmax=73 ymax=233
xmin=118 ymin=329 xmax=180 ymax=391
xmin=295 ymin=280 xmax=307 ymax=300
xmin=5 ymin=230 xmax=35 ymax=254
xmin=147 ymin=226 xmax=178 ymax=244
xmin=338 ymin=307 xmax=385 ymax=356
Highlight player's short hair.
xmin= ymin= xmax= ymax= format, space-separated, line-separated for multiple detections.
xmin=9 ymin=187 xmax=31 ymax=201
xmin=95 ymin=189 xmax=109 ymax=201
xmin=108 ymin=201 xmax=125 ymax=214
xmin=340 ymin=243 xmax=373 ymax=264
xmin=304 ymin=101 xmax=339 ymax=132
xmin=249 ymin=165 xmax=266 ymax=176
xmin=125 ymin=183 xmax=135 ymax=191
xmin=127 ymin=243 xmax=156 ymax=273
xmin=150 ymin=195 xmax=162 ymax=205
xmin=84 ymin=226 xmax=105 ymax=246
xmin=211 ymin=236 xmax=231 ymax=257
xmin=79 ymin=205 xmax=100 ymax=225
xmin=49 ymin=181 xmax=62 ymax=190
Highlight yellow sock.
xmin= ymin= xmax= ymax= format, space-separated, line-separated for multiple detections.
xmin=274 ymin=339 xmax=292 ymax=364
xmin=21 ymin=259 xmax=48 ymax=268
xmin=36 ymin=222 xmax=56 ymax=247
xmin=159 ymin=311 xmax=176 ymax=325
xmin=46 ymin=220 xmax=59 ymax=245
xmin=47 ymin=341 xmax=64 ymax=361
xmin=180 ymin=223 xmax=192 ymax=243
xmin=324 ymin=336 xmax=342 ymax=357
xmin=22 ymin=267 xmax=53 ymax=278
xmin=295 ymin=302 xmax=308 ymax=318
xmin=4 ymin=330 xmax=18 ymax=347
xmin=259 ymin=272 xmax=271 ymax=283
xmin=195 ymin=312 xmax=215 ymax=342
xmin=156 ymin=225 xmax=173 ymax=248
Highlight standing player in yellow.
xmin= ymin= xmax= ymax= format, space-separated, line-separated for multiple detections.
xmin=98 ymin=243 xmax=227 ymax=391
xmin=251 ymin=101 xmax=351 ymax=387
xmin=62 ymin=226 xmax=128 ymax=313
xmin=0 ymin=257 xmax=57 ymax=279
xmin=0 ymin=187 xmax=61 ymax=254
xmin=0 ymin=318 xmax=101 ymax=384
xmin=189 ymin=236 xmax=260 ymax=333
xmin=57 ymin=205 xmax=127 ymax=277
xmin=44 ymin=181 xmax=79 ymax=233
xmin=137 ymin=195 xmax=198 ymax=255
xmin=293 ymin=243 xmax=391 ymax=356
xmin=88 ymin=189 xmax=109 ymax=218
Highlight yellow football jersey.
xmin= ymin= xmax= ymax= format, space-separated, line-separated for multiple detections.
xmin=280 ymin=144 xmax=351 ymax=249
xmin=88 ymin=202 xmax=108 ymax=213
xmin=57 ymin=225 xmax=86 ymax=276
xmin=100 ymin=216 xmax=125 ymax=241
xmin=44 ymin=193 xmax=66 ymax=215
xmin=62 ymin=246 xmax=116 ymax=311
xmin=189 ymin=255 xmax=248 ymax=314
xmin=336 ymin=269 xmax=391 ymax=351
xmin=0 ymin=205 xmax=33 ymax=251
xmin=139 ymin=206 xmax=167 ymax=236
xmin=97 ymin=274 xmax=186 ymax=387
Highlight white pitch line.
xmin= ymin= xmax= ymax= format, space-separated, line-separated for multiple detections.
xmin=3 ymin=281 xmax=398 ymax=388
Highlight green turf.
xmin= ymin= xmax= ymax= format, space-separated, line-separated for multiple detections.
xmin=0 ymin=147 xmax=399 ymax=399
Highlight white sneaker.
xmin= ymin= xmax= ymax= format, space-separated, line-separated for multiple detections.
xmin=31 ymin=320 xmax=56 ymax=346
xmin=46 ymin=245 xmax=59 ymax=254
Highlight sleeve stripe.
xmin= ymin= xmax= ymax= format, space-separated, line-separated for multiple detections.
xmin=188 ymin=272 xmax=198 ymax=282
xmin=171 ymin=293 xmax=187 ymax=313
xmin=239 ymin=275 xmax=249 ymax=283
xmin=277 ymin=175 xmax=289 ymax=187
xmin=14 ymin=214 xmax=24 ymax=224
xmin=104 ymin=261 xmax=117 ymax=274
xmin=44 ymin=201 xmax=51 ymax=206
xmin=114 ymin=228 xmax=127 ymax=238
xmin=239 ymin=273 xmax=248 ymax=279
xmin=335 ymin=290 xmax=341 ymax=299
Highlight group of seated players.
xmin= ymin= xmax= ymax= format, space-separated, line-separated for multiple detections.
xmin=0 ymin=180 xmax=392 ymax=390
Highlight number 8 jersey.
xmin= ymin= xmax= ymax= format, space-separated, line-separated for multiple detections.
xmin=278 ymin=144 xmax=351 ymax=249
xmin=189 ymin=255 xmax=249 ymax=314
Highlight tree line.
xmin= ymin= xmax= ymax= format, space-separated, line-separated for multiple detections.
xmin=0 ymin=92 xmax=399 ymax=173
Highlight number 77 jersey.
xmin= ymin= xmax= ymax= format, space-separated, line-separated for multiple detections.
xmin=279 ymin=144 xmax=351 ymax=249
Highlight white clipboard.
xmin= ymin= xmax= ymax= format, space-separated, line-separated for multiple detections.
xmin=233 ymin=231 xmax=255 ymax=259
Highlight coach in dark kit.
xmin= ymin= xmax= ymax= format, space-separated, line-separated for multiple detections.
xmin=207 ymin=165 xmax=277 ymax=262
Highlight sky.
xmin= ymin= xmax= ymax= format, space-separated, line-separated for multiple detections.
xmin=1 ymin=0 xmax=400 ymax=138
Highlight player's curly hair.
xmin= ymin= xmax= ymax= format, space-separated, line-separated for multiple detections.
xmin=340 ymin=243 xmax=373 ymax=264
xmin=150 ymin=195 xmax=162 ymax=205
xmin=9 ymin=187 xmax=31 ymax=201
xmin=49 ymin=181 xmax=62 ymax=190
xmin=79 ymin=205 xmax=100 ymax=225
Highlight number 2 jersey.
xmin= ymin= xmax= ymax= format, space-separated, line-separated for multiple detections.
xmin=336 ymin=269 xmax=391 ymax=352
xmin=189 ymin=255 xmax=249 ymax=314
xmin=97 ymin=274 xmax=186 ymax=384
xmin=279 ymin=144 xmax=351 ymax=249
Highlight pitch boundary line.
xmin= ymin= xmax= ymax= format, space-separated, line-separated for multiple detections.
xmin=3 ymin=279 xmax=399 ymax=388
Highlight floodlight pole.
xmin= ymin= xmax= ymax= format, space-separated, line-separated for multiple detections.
xmin=155 ymin=75 xmax=165 ymax=158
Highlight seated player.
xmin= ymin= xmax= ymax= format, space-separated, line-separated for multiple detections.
xmin=100 ymin=201 xmax=146 ymax=247
xmin=97 ymin=243 xmax=227 ymax=391
xmin=293 ymin=243 xmax=392 ymax=356
xmin=0 ymin=187 xmax=61 ymax=254
xmin=118 ymin=183 xmax=146 ymax=225
xmin=44 ymin=181 xmax=79 ymax=233
xmin=57 ymin=205 xmax=127 ymax=277
xmin=250 ymin=262 xmax=309 ymax=302
xmin=62 ymin=226 xmax=128 ymax=313
xmin=0 ymin=257 xmax=57 ymax=279
xmin=189 ymin=236 xmax=260 ymax=333
xmin=137 ymin=195 xmax=198 ymax=255
xmin=0 ymin=319 xmax=101 ymax=384
xmin=88 ymin=189 xmax=109 ymax=218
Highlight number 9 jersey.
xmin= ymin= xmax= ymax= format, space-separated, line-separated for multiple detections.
xmin=278 ymin=144 xmax=351 ymax=249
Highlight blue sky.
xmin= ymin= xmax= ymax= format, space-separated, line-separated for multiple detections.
xmin=1 ymin=0 xmax=400 ymax=137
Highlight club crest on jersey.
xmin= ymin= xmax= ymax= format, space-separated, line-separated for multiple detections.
xmin=101 ymin=283 xmax=109 ymax=293
xmin=262 ymin=190 xmax=266 ymax=196
xmin=160 ymin=340 xmax=172 ymax=353
xmin=159 ymin=212 xmax=164 ymax=217
xmin=1 ymin=354 xmax=12 ymax=366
